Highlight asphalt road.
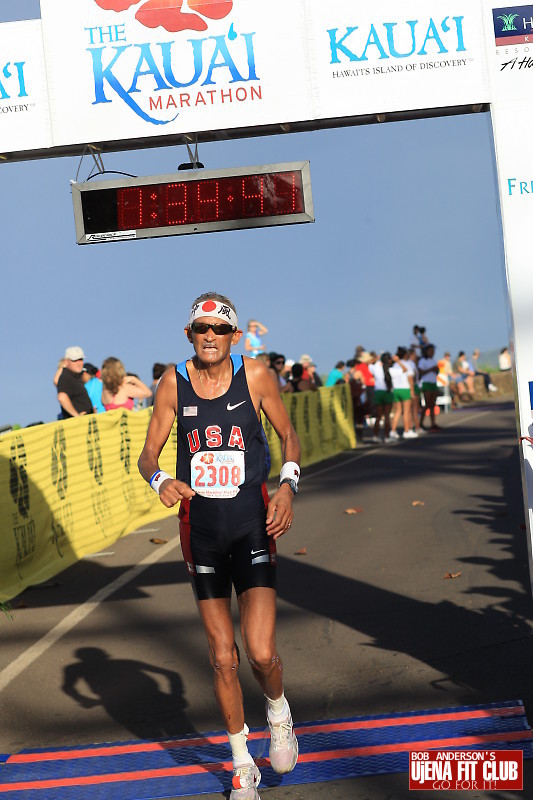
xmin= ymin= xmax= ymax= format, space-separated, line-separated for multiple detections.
xmin=1 ymin=402 xmax=532 ymax=800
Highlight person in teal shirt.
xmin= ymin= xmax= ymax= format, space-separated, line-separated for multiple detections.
xmin=325 ymin=361 xmax=346 ymax=387
xmin=82 ymin=363 xmax=105 ymax=413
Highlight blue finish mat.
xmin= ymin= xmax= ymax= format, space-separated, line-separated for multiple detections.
xmin=0 ymin=701 xmax=532 ymax=798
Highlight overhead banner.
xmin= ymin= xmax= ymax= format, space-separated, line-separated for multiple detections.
xmin=0 ymin=1 xmax=491 ymax=156
xmin=0 ymin=20 xmax=52 ymax=152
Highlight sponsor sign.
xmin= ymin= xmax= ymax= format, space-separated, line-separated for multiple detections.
xmin=40 ymin=0 xmax=312 ymax=147
xmin=306 ymin=0 xmax=489 ymax=119
xmin=483 ymin=1 xmax=533 ymax=584
xmin=0 ymin=21 xmax=52 ymax=153
xmin=493 ymin=5 xmax=533 ymax=45
xmin=409 ymin=750 xmax=523 ymax=791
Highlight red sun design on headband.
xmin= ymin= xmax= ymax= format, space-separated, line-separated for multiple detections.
xmin=94 ymin=0 xmax=233 ymax=33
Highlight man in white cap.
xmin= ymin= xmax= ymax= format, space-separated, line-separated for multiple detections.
xmin=138 ymin=292 xmax=301 ymax=800
xmin=57 ymin=346 xmax=93 ymax=419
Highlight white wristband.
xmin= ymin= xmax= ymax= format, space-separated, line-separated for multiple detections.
xmin=280 ymin=461 xmax=300 ymax=486
xmin=149 ymin=470 xmax=173 ymax=495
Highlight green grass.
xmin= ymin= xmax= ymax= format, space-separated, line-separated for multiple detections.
xmin=1 ymin=601 xmax=13 ymax=621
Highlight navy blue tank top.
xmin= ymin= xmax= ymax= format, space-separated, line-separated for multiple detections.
xmin=175 ymin=355 xmax=269 ymax=498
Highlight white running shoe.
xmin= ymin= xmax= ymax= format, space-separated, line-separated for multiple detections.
xmin=489 ymin=384 xmax=498 ymax=392
xmin=388 ymin=430 xmax=400 ymax=440
xmin=371 ymin=435 xmax=381 ymax=443
xmin=267 ymin=707 xmax=299 ymax=774
xmin=403 ymin=430 xmax=418 ymax=439
xmin=230 ymin=762 xmax=261 ymax=800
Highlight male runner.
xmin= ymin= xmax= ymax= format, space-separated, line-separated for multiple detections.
xmin=138 ymin=292 xmax=301 ymax=800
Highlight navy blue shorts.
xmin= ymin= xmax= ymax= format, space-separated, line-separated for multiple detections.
xmin=178 ymin=485 xmax=276 ymax=600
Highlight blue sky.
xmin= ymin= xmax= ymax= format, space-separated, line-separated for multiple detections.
xmin=1 ymin=1 xmax=510 ymax=427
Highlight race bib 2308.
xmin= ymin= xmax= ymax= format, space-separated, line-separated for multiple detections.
xmin=190 ymin=450 xmax=245 ymax=499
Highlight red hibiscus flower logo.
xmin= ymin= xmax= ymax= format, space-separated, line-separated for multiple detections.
xmin=94 ymin=0 xmax=233 ymax=33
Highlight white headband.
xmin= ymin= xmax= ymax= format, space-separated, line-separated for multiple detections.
xmin=188 ymin=299 xmax=238 ymax=328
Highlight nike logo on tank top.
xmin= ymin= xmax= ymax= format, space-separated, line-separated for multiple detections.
xmin=175 ymin=355 xmax=268 ymax=499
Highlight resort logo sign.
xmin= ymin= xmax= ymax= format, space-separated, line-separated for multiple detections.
xmin=493 ymin=6 xmax=533 ymax=45
xmin=86 ymin=0 xmax=260 ymax=125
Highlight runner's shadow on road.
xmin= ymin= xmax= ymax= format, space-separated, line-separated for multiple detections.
xmin=62 ymin=646 xmax=193 ymax=741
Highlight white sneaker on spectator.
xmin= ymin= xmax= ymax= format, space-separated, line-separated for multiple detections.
xmin=488 ymin=384 xmax=498 ymax=392
xmin=371 ymin=436 xmax=381 ymax=443
xmin=403 ymin=430 xmax=418 ymax=439
xmin=388 ymin=430 xmax=400 ymax=440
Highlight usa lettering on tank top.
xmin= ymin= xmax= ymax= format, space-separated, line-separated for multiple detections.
xmin=175 ymin=355 xmax=268 ymax=499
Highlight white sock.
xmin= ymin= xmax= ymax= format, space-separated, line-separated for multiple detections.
xmin=228 ymin=725 xmax=254 ymax=766
xmin=266 ymin=693 xmax=289 ymax=721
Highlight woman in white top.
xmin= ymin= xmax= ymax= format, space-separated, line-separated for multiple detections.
xmin=369 ymin=352 xmax=394 ymax=443
xmin=417 ymin=344 xmax=440 ymax=431
xmin=390 ymin=347 xmax=416 ymax=439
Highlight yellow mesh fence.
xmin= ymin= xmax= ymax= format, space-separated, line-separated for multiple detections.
xmin=0 ymin=385 xmax=354 ymax=601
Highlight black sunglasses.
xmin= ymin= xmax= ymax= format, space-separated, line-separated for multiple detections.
xmin=190 ymin=321 xmax=235 ymax=335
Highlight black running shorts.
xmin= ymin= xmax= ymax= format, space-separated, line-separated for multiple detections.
xmin=178 ymin=485 xmax=277 ymax=600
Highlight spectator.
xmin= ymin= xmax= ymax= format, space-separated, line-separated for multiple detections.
xmin=53 ymin=358 xmax=67 ymax=387
xmin=244 ymin=320 xmax=268 ymax=358
xmin=453 ymin=351 xmax=476 ymax=400
xmin=101 ymin=357 xmax=151 ymax=410
xmin=345 ymin=359 xmax=367 ymax=430
xmin=56 ymin=346 xmax=93 ymax=419
xmin=438 ymin=352 xmax=465 ymax=407
xmin=148 ymin=362 xmax=167 ymax=406
xmin=406 ymin=348 xmax=424 ymax=435
xmin=307 ymin=362 xmax=323 ymax=387
xmin=325 ymin=361 xmax=346 ymax=387
xmin=281 ymin=359 xmax=295 ymax=381
xmin=419 ymin=344 xmax=440 ymax=430
xmin=369 ymin=352 xmax=394 ymax=443
xmin=471 ymin=349 xmax=498 ymax=394
xmin=410 ymin=325 xmax=428 ymax=354
xmin=282 ymin=362 xmax=318 ymax=393
xmin=499 ymin=347 xmax=512 ymax=371
xmin=270 ymin=353 xmax=287 ymax=390
xmin=83 ymin=362 xmax=105 ymax=413
xmin=356 ymin=351 xmax=376 ymax=416
xmin=390 ymin=347 xmax=416 ymax=439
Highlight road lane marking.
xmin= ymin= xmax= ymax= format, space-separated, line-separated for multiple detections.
xmin=0 ymin=537 xmax=180 ymax=694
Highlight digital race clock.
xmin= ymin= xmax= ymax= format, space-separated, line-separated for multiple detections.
xmin=71 ymin=161 xmax=314 ymax=244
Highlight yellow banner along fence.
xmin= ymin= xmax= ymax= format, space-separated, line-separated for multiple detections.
xmin=0 ymin=385 xmax=354 ymax=602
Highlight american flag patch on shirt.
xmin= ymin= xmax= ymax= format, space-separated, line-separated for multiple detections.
xmin=183 ymin=406 xmax=197 ymax=416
